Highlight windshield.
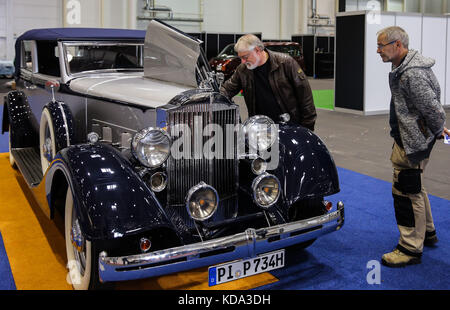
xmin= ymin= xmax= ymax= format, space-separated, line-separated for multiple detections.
xmin=265 ymin=45 xmax=302 ymax=57
xmin=63 ymin=42 xmax=143 ymax=75
xmin=218 ymin=44 xmax=237 ymax=58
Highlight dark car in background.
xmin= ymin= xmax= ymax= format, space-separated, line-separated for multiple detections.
xmin=209 ymin=41 xmax=306 ymax=81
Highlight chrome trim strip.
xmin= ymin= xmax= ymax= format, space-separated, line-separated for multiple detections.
xmin=57 ymin=102 xmax=71 ymax=147
xmin=98 ymin=202 xmax=344 ymax=282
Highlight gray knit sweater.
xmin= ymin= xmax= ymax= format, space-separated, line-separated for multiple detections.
xmin=389 ymin=50 xmax=446 ymax=164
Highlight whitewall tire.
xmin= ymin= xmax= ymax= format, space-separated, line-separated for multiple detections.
xmin=39 ymin=108 xmax=57 ymax=175
xmin=8 ymin=126 xmax=16 ymax=168
xmin=64 ymin=187 xmax=93 ymax=290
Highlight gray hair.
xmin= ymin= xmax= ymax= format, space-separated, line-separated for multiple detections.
xmin=377 ymin=26 xmax=409 ymax=49
xmin=234 ymin=34 xmax=265 ymax=53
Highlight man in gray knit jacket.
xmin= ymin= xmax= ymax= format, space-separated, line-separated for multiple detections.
xmin=377 ymin=26 xmax=447 ymax=267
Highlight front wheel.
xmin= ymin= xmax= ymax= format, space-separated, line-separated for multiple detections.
xmin=64 ymin=187 xmax=107 ymax=290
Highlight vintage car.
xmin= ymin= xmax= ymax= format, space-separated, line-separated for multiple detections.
xmin=209 ymin=41 xmax=306 ymax=81
xmin=3 ymin=20 xmax=344 ymax=290
xmin=0 ymin=60 xmax=14 ymax=78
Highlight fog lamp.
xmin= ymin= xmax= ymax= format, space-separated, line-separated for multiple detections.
xmin=251 ymin=157 xmax=267 ymax=175
xmin=186 ymin=182 xmax=219 ymax=222
xmin=252 ymin=173 xmax=281 ymax=208
xmin=149 ymin=172 xmax=167 ymax=192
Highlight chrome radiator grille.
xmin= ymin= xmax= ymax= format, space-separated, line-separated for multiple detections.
xmin=166 ymin=103 xmax=239 ymax=206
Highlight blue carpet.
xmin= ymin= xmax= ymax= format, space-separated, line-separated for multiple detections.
xmin=0 ymin=104 xmax=9 ymax=153
xmin=258 ymin=167 xmax=450 ymax=290
xmin=0 ymin=232 xmax=16 ymax=290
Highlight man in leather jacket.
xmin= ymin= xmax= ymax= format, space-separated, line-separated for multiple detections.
xmin=219 ymin=34 xmax=317 ymax=131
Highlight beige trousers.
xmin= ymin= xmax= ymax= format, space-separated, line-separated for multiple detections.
xmin=390 ymin=142 xmax=435 ymax=256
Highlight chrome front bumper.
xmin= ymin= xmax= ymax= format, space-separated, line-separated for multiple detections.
xmin=98 ymin=202 xmax=344 ymax=283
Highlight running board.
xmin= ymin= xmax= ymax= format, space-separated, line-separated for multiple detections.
xmin=11 ymin=147 xmax=43 ymax=187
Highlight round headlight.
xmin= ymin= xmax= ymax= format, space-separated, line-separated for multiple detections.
xmin=132 ymin=128 xmax=171 ymax=168
xmin=149 ymin=172 xmax=167 ymax=192
xmin=252 ymin=173 xmax=281 ymax=208
xmin=186 ymin=182 xmax=219 ymax=222
xmin=243 ymin=115 xmax=277 ymax=152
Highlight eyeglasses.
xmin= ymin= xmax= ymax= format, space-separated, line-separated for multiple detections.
xmin=377 ymin=40 xmax=397 ymax=49
xmin=238 ymin=48 xmax=256 ymax=61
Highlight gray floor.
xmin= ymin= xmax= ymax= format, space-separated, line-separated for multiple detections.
xmin=2 ymin=77 xmax=450 ymax=200
xmin=309 ymin=77 xmax=450 ymax=201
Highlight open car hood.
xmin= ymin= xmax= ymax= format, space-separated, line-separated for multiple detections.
xmin=144 ymin=19 xmax=201 ymax=87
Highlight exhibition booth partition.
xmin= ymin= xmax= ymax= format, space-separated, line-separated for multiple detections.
xmin=335 ymin=11 xmax=450 ymax=115
xmin=188 ymin=31 xmax=335 ymax=80
xmin=291 ymin=34 xmax=335 ymax=78
xmin=187 ymin=32 xmax=262 ymax=62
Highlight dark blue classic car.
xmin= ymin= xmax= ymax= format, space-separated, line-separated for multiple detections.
xmin=2 ymin=20 xmax=344 ymax=289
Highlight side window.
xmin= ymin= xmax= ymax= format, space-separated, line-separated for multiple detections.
xmin=22 ymin=41 xmax=34 ymax=71
xmin=36 ymin=41 xmax=61 ymax=77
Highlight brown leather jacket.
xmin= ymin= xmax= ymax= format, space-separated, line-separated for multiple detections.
xmin=220 ymin=50 xmax=316 ymax=131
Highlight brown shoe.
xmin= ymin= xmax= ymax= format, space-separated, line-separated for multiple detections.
xmin=381 ymin=249 xmax=421 ymax=268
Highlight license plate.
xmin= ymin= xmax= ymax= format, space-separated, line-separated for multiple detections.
xmin=208 ymin=249 xmax=285 ymax=286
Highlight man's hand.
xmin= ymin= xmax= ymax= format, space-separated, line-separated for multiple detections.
xmin=440 ymin=127 xmax=449 ymax=139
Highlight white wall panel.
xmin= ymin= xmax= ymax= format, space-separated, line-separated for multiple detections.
xmin=395 ymin=14 xmax=422 ymax=52
xmin=280 ymin=0 xmax=296 ymax=40
xmin=102 ymin=0 xmax=128 ymax=29
xmin=203 ymin=0 xmax=242 ymax=33
xmin=422 ymin=15 xmax=446 ymax=103
xmin=14 ymin=0 xmax=61 ymax=35
xmin=364 ymin=13 xmax=396 ymax=113
xmin=446 ymin=16 xmax=450 ymax=106
xmin=1 ymin=0 xmax=61 ymax=61
xmin=0 ymin=0 xmax=6 ymax=59
xmin=243 ymin=0 xmax=279 ymax=39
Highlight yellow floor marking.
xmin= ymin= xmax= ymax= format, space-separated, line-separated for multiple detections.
xmin=0 ymin=153 xmax=278 ymax=290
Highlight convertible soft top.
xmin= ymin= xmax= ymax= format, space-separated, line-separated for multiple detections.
xmin=14 ymin=28 xmax=146 ymax=76
xmin=16 ymin=27 xmax=146 ymax=42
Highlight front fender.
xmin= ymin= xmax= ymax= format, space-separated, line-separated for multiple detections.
xmin=274 ymin=123 xmax=340 ymax=206
xmin=48 ymin=143 xmax=176 ymax=241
